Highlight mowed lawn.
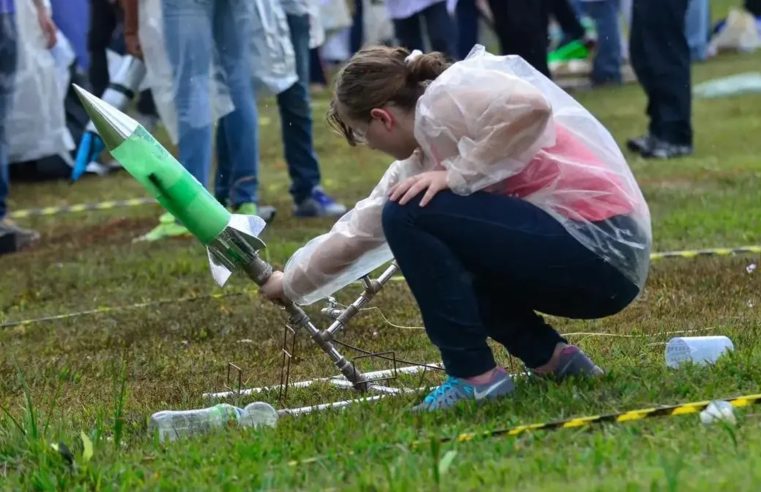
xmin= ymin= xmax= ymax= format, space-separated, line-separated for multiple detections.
xmin=2 ymin=15 xmax=761 ymax=492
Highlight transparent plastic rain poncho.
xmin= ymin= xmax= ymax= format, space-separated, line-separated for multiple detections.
xmin=248 ymin=0 xmax=297 ymax=94
xmin=138 ymin=0 xmax=296 ymax=144
xmin=7 ymin=0 xmax=74 ymax=164
xmin=283 ymin=45 xmax=652 ymax=305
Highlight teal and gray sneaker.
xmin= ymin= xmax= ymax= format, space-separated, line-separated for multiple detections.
xmin=413 ymin=367 xmax=515 ymax=412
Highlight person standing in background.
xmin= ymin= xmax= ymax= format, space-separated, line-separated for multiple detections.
xmin=627 ymin=0 xmax=693 ymax=159
xmin=0 ymin=0 xmax=53 ymax=252
xmin=551 ymin=0 xmax=587 ymax=46
xmin=386 ymin=0 xmax=455 ymax=57
xmin=487 ymin=0 xmax=551 ymax=76
xmin=88 ymin=0 xmax=121 ymax=96
xmin=685 ymin=0 xmax=710 ymax=62
xmin=51 ymin=0 xmax=90 ymax=71
xmin=244 ymin=0 xmax=346 ymax=218
xmin=454 ymin=0 xmax=480 ymax=60
xmin=350 ymin=0 xmax=363 ymax=53
xmin=122 ymin=0 xmax=264 ymax=241
xmin=580 ymin=0 xmax=623 ymax=85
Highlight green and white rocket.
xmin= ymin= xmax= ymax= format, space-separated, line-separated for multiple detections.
xmin=73 ymin=85 xmax=367 ymax=387
xmin=73 ymin=84 xmax=267 ymax=287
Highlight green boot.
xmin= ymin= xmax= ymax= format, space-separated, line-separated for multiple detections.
xmin=232 ymin=202 xmax=277 ymax=223
xmin=548 ymin=39 xmax=590 ymax=64
xmin=134 ymin=212 xmax=191 ymax=242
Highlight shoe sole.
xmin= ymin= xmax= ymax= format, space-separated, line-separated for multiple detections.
xmin=556 ymin=351 xmax=604 ymax=380
xmin=257 ymin=206 xmax=277 ymax=223
xmin=626 ymin=139 xmax=650 ymax=154
xmin=642 ymin=150 xmax=693 ymax=160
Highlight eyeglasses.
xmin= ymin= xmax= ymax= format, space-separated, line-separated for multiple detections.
xmin=351 ymin=117 xmax=380 ymax=146
xmin=352 ymin=127 xmax=368 ymax=145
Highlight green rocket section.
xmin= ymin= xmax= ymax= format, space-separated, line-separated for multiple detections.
xmin=72 ymin=85 xmax=370 ymax=390
xmin=110 ymin=127 xmax=230 ymax=245
xmin=74 ymin=84 xmax=231 ymax=245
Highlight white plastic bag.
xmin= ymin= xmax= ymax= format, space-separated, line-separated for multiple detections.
xmin=318 ymin=0 xmax=352 ymax=32
xmin=8 ymin=0 xmax=74 ymax=164
xmin=362 ymin=0 xmax=394 ymax=46
xmin=250 ymin=0 xmax=298 ymax=95
xmin=708 ymin=8 xmax=761 ymax=56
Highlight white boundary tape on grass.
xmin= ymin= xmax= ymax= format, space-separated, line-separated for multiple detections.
xmin=204 ymin=363 xmax=446 ymax=417
xmin=202 ymin=363 xmax=442 ymax=400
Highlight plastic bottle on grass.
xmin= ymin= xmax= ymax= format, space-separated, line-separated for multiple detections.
xmin=149 ymin=402 xmax=278 ymax=442
xmin=239 ymin=402 xmax=279 ymax=428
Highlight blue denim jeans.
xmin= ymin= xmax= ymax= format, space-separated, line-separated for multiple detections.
xmin=685 ymin=0 xmax=709 ymax=61
xmin=393 ymin=1 xmax=456 ymax=57
xmin=382 ymin=191 xmax=640 ymax=378
xmin=455 ymin=0 xmax=480 ymax=60
xmin=162 ymin=0 xmax=259 ymax=207
xmin=276 ymin=13 xmax=322 ymax=205
xmin=584 ymin=0 xmax=622 ymax=84
xmin=0 ymin=13 xmax=18 ymax=220
xmin=216 ymin=13 xmax=321 ymax=206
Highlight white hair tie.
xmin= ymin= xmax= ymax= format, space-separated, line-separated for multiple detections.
xmin=405 ymin=49 xmax=423 ymax=64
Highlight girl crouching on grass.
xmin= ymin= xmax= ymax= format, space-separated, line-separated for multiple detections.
xmin=261 ymin=45 xmax=652 ymax=411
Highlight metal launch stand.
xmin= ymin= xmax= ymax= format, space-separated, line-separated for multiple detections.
xmin=203 ymin=261 xmax=443 ymax=416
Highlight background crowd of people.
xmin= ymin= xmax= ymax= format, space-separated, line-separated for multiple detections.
xmin=1 ymin=0 xmax=760 ymax=254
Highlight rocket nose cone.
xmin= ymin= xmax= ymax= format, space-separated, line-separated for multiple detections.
xmin=72 ymin=83 xmax=86 ymax=98
xmin=73 ymin=84 xmax=101 ymax=121
xmin=73 ymin=84 xmax=139 ymax=151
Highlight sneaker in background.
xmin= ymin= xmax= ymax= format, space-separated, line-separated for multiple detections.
xmin=234 ymin=202 xmax=277 ymax=223
xmin=0 ymin=218 xmax=40 ymax=252
xmin=294 ymin=187 xmax=347 ymax=218
xmin=642 ymin=138 xmax=693 ymax=159
xmin=134 ymin=212 xmax=190 ymax=242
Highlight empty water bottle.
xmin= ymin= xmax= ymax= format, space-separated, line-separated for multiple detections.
xmin=239 ymin=402 xmax=279 ymax=428
xmin=149 ymin=402 xmax=278 ymax=442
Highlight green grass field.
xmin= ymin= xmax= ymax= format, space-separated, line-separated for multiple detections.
xmin=3 ymin=10 xmax=761 ymax=491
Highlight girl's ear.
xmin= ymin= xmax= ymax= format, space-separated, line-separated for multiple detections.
xmin=370 ymin=108 xmax=395 ymax=131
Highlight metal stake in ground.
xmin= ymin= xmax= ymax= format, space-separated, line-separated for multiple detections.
xmin=73 ymin=85 xmax=368 ymax=390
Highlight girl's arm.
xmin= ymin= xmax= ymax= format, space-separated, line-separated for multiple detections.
xmin=282 ymin=157 xmax=423 ymax=305
xmin=415 ymin=68 xmax=554 ymax=195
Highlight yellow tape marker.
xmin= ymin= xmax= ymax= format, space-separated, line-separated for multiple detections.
xmin=616 ymin=409 xmax=656 ymax=422
xmin=9 ymin=198 xmax=156 ymax=219
xmin=287 ymin=392 xmax=761 ymax=468
xmin=562 ymin=415 xmax=602 ymax=428
xmin=670 ymin=402 xmax=709 ymax=415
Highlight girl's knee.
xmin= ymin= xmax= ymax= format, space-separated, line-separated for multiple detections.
xmin=382 ymin=198 xmax=424 ymax=237
xmin=381 ymin=200 xmax=407 ymax=235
